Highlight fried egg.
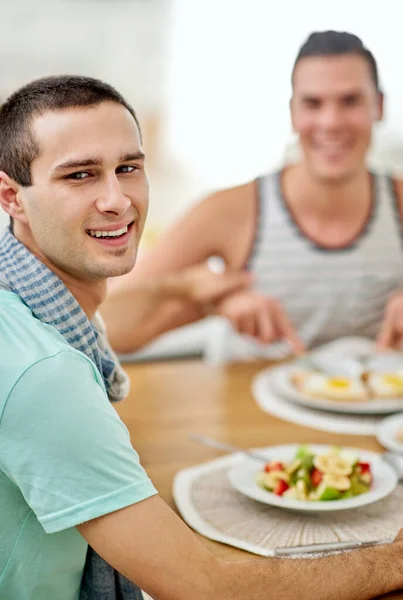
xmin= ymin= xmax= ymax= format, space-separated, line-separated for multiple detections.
xmin=367 ymin=372 xmax=403 ymax=398
xmin=291 ymin=371 xmax=368 ymax=402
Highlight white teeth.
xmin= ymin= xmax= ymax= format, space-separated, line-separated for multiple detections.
xmin=88 ymin=226 xmax=128 ymax=238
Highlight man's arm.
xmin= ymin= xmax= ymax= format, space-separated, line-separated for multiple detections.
xmin=133 ymin=182 xmax=257 ymax=277
xmin=78 ymin=494 xmax=403 ymax=600
xmin=101 ymin=264 xmax=252 ymax=353
xmin=101 ymin=182 xmax=257 ymax=352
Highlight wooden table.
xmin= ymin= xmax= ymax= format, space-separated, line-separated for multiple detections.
xmin=117 ymin=360 xmax=403 ymax=599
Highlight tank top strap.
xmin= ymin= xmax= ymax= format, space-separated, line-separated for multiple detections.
xmin=377 ymin=172 xmax=403 ymax=238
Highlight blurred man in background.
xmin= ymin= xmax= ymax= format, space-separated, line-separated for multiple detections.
xmin=103 ymin=30 xmax=403 ymax=358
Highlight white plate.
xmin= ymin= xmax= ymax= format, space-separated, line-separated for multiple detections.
xmin=228 ymin=444 xmax=397 ymax=512
xmin=270 ymin=364 xmax=403 ymax=415
xmin=376 ymin=414 xmax=403 ymax=454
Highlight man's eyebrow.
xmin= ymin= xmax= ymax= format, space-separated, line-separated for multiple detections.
xmin=341 ymin=91 xmax=365 ymax=98
xmin=301 ymin=95 xmax=321 ymax=102
xmin=53 ymin=151 xmax=145 ymax=173
xmin=119 ymin=151 xmax=145 ymax=162
xmin=301 ymin=89 xmax=365 ymax=101
xmin=53 ymin=157 xmax=104 ymax=172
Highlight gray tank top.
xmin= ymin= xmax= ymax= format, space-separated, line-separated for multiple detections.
xmin=226 ymin=170 xmax=403 ymax=359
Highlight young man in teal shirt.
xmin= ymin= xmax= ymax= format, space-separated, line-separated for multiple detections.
xmin=0 ymin=75 xmax=403 ymax=600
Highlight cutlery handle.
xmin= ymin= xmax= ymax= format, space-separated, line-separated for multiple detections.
xmin=190 ymin=434 xmax=268 ymax=463
xmin=274 ymin=539 xmax=390 ymax=556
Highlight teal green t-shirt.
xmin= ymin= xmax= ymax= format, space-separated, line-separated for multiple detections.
xmin=0 ymin=291 xmax=157 ymax=600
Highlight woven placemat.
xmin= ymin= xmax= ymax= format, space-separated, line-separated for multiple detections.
xmin=174 ymin=455 xmax=401 ymax=556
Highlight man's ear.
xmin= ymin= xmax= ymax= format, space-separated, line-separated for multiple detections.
xmin=376 ymin=92 xmax=384 ymax=123
xmin=289 ymin=96 xmax=298 ymax=133
xmin=0 ymin=172 xmax=29 ymax=224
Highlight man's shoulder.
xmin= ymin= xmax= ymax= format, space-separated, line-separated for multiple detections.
xmin=200 ymin=179 xmax=259 ymax=231
xmin=208 ymin=179 xmax=258 ymax=207
xmin=0 ymin=290 xmax=68 ymax=349
xmin=199 ymin=175 xmax=273 ymax=267
xmin=0 ymin=290 xmax=86 ymax=389
xmin=207 ymin=171 xmax=277 ymax=215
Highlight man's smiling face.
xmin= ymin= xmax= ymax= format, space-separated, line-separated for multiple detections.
xmin=291 ymin=54 xmax=383 ymax=183
xmin=15 ymin=101 xmax=148 ymax=282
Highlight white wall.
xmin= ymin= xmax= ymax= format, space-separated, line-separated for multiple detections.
xmin=0 ymin=0 xmax=171 ymax=230
xmin=1 ymin=0 xmax=403 ymax=233
xmin=166 ymin=0 xmax=403 ymax=192
xmin=0 ymin=0 xmax=170 ymax=109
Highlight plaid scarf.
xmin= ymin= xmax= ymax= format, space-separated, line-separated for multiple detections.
xmin=0 ymin=227 xmax=143 ymax=600
xmin=0 ymin=227 xmax=129 ymax=403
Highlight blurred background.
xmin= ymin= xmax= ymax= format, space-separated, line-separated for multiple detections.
xmin=1 ymin=0 xmax=403 ymax=361
xmin=1 ymin=0 xmax=403 ymax=245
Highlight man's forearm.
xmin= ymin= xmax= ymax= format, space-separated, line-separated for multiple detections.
xmin=79 ymin=495 xmax=403 ymax=600
xmin=216 ymin=543 xmax=401 ymax=600
xmin=101 ymin=275 xmax=204 ymax=353
xmin=102 ymin=264 xmax=251 ymax=353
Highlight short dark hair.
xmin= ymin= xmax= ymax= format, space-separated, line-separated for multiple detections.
xmin=0 ymin=75 xmax=141 ymax=187
xmin=292 ymin=31 xmax=381 ymax=92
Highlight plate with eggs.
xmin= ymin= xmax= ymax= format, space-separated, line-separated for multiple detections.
xmin=271 ymin=351 xmax=403 ymax=414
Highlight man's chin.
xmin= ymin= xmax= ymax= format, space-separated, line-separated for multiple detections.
xmin=105 ymin=262 xmax=136 ymax=278
xmin=309 ymin=162 xmax=359 ymax=184
xmin=85 ymin=257 xmax=137 ymax=280
xmin=91 ymin=246 xmax=138 ymax=277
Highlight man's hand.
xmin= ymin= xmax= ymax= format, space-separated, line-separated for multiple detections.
xmin=214 ymin=290 xmax=305 ymax=354
xmin=377 ymin=292 xmax=403 ymax=350
xmin=101 ymin=264 xmax=252 ymax=353
xmin=181 ymin=264 xmax=253 ymax=306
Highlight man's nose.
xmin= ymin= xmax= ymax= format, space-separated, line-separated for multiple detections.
xmin=318 ymin=104 xmax=343 ymax=130
xmin=95 ymin=174 xmax=132 ymax=215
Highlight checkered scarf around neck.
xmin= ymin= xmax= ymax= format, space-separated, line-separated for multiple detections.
xmin=0 ymin=228 xmax=145 ymax=599
xmin=0 ymin=227 xmax=129 ymax=403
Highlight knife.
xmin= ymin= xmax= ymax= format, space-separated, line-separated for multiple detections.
xmin=273 ymin=539 xmax=391 ymax=556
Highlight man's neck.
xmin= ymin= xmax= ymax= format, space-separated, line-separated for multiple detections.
xmin=283 ymin=163 xmax=371 ymax=220
xmin=13 ymin=226 xmax=106 ymax=320
xmin=61 ymin=276 xmax=106 ymax=321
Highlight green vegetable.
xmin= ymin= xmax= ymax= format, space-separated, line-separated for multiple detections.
xmin=350 ymin=474 xmax=370 ymax=496
xmin=316 ymin=482 xmax=342 ymax=501
xmin=341 ymin=489 xmax=354 ymax=499
xmin=295 ymin=446 xmax=314 ymax=472
xmin=293 ymin=468 xmax=311 ymax=491
xmin=300 ymin=454 xmax=315 ymax=471
xmin=295 ymin=446 xmax=311 ymax=459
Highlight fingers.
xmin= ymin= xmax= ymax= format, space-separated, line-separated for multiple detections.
xmin=271 ymin=300 xmax=306 ymax=354
xmin=376 ymin=312 xmax=394 ymax=350
xmin=245 ymin=297 xmax=304 ymax=352
xmin=256 ymin=307 xmax=276 ymax=344
xmin=238 ymin=314 xmax=258 ymax=339
xmin=193 ymin=268 xmax=253 ymax=304
xmin=217 ymin=290 xmax=304 ymax=351
xmin=215 ymin=270 xmax=253 ymax=299
xmin=377 ymin=294 xmax=403 ymax=351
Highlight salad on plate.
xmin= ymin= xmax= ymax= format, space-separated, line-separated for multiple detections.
xmin=256 ymin=446 xmax=372 ymax=502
